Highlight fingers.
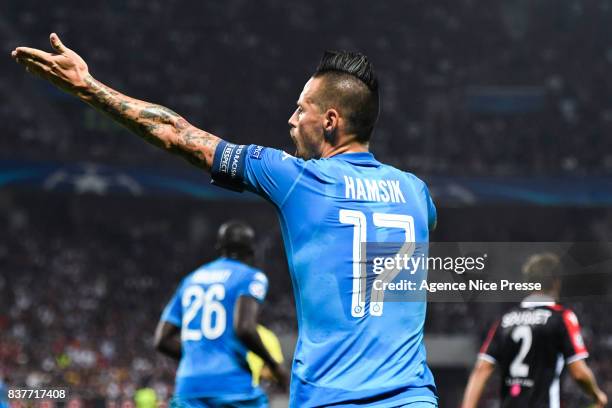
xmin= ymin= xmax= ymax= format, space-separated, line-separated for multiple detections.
xmin=11 ymin=50 xmax=50 ymax=73
xmin=10 ymin=32 xmax=66 ymax=64
xmin=11 ymin=48 xmax=48 ymax=69
xmin=50 ymin=33 xmax=67 ymax=53
xmin=22 ymin=58 xmax=49 ymax=74
xmin=13 ymin=55 xmax=50 ymax=76
xmin=12 ymin=47 xmax=53 ymax=63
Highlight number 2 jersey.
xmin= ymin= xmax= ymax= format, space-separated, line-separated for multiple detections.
xmin=161 ymin=257 xmax=269 ymax=399
xmin=211 ymin=143 xmax=438 ymax=407
xmin=478 ymin=297 xmax=589 ymax=408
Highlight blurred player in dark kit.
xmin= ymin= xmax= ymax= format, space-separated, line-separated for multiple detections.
xmin=462 ymin=253 xmax=608 ymax=408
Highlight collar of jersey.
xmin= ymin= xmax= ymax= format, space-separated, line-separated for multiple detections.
xmin=329 ymin=152 xmax=380 ymax=165
xmin=217 ymin=256 xmax=240 ymax=264
xmin=520 ymin=293 xmax=556 ymax=308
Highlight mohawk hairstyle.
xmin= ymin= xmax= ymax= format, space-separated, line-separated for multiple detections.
xmin=315 ymin=50 xmax=378 ymax=91
xmin=312 ymin=50 xmax=380 ymax=142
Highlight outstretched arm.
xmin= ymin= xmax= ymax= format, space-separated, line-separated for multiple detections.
xmin=11 ymin=33 xmax=221 ymax=170
xmin=461 ymin=359 xmax=495 ymax=408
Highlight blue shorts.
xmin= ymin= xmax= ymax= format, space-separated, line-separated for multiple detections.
xmin=396 ymin=402 xmax=437 ymax=408
xmin=169 ymin=394 xmax=268 ymax=408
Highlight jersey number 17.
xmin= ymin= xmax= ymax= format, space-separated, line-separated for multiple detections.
xmin=339 ymin=209 xmax=415 ymax=318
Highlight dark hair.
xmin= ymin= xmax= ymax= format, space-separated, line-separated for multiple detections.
xmin=522 ymin=252 xmax=562 ymax=291
xmin=313 ymin=50 xmax=380 ymax=142
xmin=216 ymin=220 xmax=255 ymax=258
xmin=316 ymin=50 xmax=379 ymax=92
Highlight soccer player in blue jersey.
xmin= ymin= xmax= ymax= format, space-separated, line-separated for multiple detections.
xmin=13 ymin=34 xmax=439 ymax=407
xmin=154 ymin=220 xmax=288 ymax=407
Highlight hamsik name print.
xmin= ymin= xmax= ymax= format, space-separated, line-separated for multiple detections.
xmin=343 ymin=175 xmax=406 ymax=203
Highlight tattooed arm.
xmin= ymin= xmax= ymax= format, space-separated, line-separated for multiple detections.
xmin=80 ymin=76 xmax=219 ymax=169
xmin=11 ymin=33 xmax=220 ymax=170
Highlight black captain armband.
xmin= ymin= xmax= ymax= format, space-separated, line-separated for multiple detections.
xmin=211 ymin=141 xmax=248 ymax=192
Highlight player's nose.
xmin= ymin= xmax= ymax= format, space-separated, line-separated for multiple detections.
xmin=288 ymin=109 xmax=298 ymax=128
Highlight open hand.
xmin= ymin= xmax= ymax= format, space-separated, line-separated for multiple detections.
xmin=11 ymin=33 xmax=90 ymax=94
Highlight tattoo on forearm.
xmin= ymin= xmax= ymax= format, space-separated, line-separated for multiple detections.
xmin=138 ymin=106 xmax=180 ymax=121
xmin=177 ymin=128 xmax=220 ymax=167
xmin=82 ymin=75 xmax=220 ymax=169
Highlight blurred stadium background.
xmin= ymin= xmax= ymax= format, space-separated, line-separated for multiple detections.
xmin=1 ymin=0 xmax=612 ymax=406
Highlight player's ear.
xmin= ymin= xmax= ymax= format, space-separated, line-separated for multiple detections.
xmin=324 ymin=108 xmax=339 ymax=130
xmin=323 ymin=108 xmax=339 ymax=143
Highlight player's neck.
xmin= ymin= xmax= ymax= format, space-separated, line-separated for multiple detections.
xmin=525 ymin=291 xmax=558 ymax=303
xmin=321 ymin=140 xmax=369 ymax=158
xmin=223 ymin=253 xmax=254 ymax=265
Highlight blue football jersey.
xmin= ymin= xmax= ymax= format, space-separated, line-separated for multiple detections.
xmin=161 ymin=257 xmax=269 ymax=399
xmin=211 ymin=143 xmax=438 ymax=407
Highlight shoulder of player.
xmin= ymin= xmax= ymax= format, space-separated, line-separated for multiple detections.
xmin=541 ymin=303 xmax=580 ymax=321
xmin=557 ymin=306 xmax=582 ymax=325
xmin=248 ymin=145 xmax=305 ymax=165
xmin=241 ymin=268 xmax=269 ymax=301
xmin=394 ymin=168 xmax=433 ymax=195
xmin=545 ymin=303 xmax=566 ymax=313
xmin=404 ymin=171 xmax=428 ymax=186
xmin=247 ymin=268 xmax=269 ymax=285
xmin=543 ymin=304 xmax=584 ymax=327
xmin=179 ymin=269 xmax=203 ymax=287
xmin=225 ymin=260 xmax=268 ymax=282
xmin=179 ymin=258 xmax=229 ymax=283
xmin=375 ymin=162 xmax=428 ymax=186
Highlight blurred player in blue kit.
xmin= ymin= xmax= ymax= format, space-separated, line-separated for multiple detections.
xmin=12 ymin=34 xmax=438 ymax=407
xmin=154 ymin=220 xmax=288 ymax=407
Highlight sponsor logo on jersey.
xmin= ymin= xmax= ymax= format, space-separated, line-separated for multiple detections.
xmin=251 ymin=145 xmax=265 ymax=160
xmin=249 ymin=281 xmax=266 ymax=300
xmin=574 ymin=332 xmax=585 ymax=348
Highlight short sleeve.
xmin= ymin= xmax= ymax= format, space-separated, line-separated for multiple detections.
xmin=210 ymin=142 xmax=306 ymax=206
xmin=423 ymin=183 xmax=437 ymax=231
xmin=239 ymin=271 xmax=269 ymax=304
xmin=478 ymin=320 xmax=501 ymax=364
xmin=559 ymin=309 xmax=589 ymax=364
xmin=161 ymin=287 xmax=182 ymax=327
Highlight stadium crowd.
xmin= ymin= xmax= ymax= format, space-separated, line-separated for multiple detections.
xmin=0 ymin=194 xmax=297 ymax=403
xmin=1 ymin=193 xmax=611 ymax=404
xmin=3 ymin=0 xmax=612 ymax=175
xmin=3 ymin=0 xmax=612 ymax=405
